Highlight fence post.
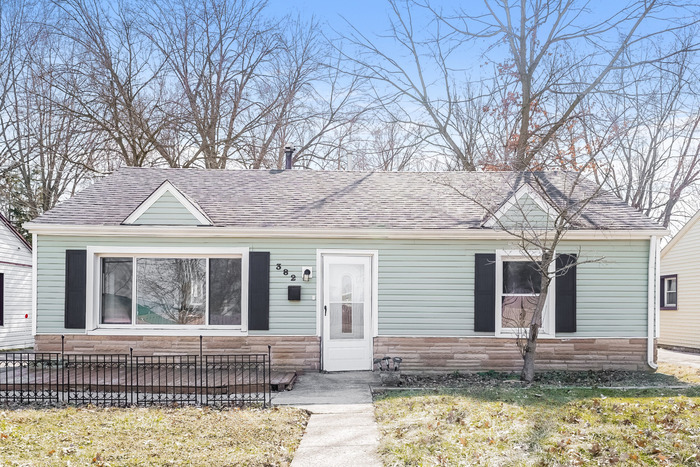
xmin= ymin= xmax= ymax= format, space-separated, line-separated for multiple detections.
xmin=129 ymin=348 xmax=133 ymax=406
xmin=267 ymin=345 xmax=272 ymax=408
xmin=199 ymin=335 xmax=203 ymax=404
xmin=61 ymin=335 xmax=65 ymax=403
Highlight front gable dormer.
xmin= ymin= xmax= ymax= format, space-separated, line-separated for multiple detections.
xmin=483 ymin=184 xmax=557 ymax=229
xmin=122 ymin=181 xmax=212 ymax=226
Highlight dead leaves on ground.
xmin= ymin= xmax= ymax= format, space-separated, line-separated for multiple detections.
xmin=375 ymin=388 xmax=700 ymax=465
xmin=0 ymin=406 xmax=309 ymax=466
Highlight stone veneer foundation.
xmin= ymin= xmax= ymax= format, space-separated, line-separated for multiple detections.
xmin=34 ymin=335 xmax=321 ymax=371
xmin=36 ymin=335 xmax=652 ymax=372
xmin=373 ymin=337 xmax=652 ymax=372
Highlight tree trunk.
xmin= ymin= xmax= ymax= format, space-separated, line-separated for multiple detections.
xmin=520 ymin=323 xmax=539 ymax=383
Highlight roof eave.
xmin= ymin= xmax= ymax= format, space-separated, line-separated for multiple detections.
xmin=661 ymin=209 xmax=700 ymax=258
xmin=1 ymin=213 xmax=32 ymax=251
xmin=24 ymin=222 xmax=669 ymax=240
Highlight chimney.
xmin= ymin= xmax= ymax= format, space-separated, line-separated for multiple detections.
xmin=284 ymin=145 xmax=295 ymax=169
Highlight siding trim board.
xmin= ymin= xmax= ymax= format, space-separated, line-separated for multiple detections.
xmin=27 ymin=224 xmax=667 ymax=240
xmin=0 ymin=260 xmax=31 ymax=268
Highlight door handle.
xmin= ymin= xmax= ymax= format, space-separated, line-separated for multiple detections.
xmin=324 ymin=305 xmax=327 ymax=316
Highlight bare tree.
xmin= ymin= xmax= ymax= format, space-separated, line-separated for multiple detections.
xmin=0 ymin=0 xmax=34 ymax=181
xmin=361 ymin=120 xmax=425 ymax=171
xmin=340 ymin=0 xmax=487 ymax=170
xmin=343 ymin=0 xmax=699 ymax=172
xmin=143 ymin=0 xmax=280 ymax=169
xmin=442 ymin=170 xmax=606 ymax=382
xmin=0 ymin=0 xmax=95 ymax=237
xmin=49 ymin=0 xmax=173 ymax=168
xmin=235 ymin=18 xmax=367 ymax=170
xmin=595 ymin=40 xmax=700 ymax=229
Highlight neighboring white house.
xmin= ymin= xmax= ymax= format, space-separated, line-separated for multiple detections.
xmin=660 ymin=210 xmax=700 ymax=351
xmin=0 ymin=213 xmax=33 ymax=349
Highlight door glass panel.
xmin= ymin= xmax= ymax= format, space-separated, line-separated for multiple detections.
xmin=328 ymin=263 xmax=365 ymax=340
xmin=330 ymin=303 xmax=364 ymax=339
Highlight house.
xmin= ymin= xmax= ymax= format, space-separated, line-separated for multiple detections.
xmin=25 ymin=168 xmax=666 ymax=372
xmin=659 ymin=210 xmax=700 ymax=352
xmin=0 ymin=213 xmax=33 ymax=350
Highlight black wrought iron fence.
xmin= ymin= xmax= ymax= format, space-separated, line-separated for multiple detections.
xmin=0 ymin=352 xmax=61 ymax=403
xmin=0 ymin=350 xmax=271 ymax=407
xmin=131 ymin=355 xmax=200 ymax=407
xmin=65 ymin=354 xmax=129 ymax=406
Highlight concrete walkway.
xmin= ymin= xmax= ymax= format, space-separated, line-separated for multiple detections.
xmin=272 ymin=372 xmax=383 ymax=467
xmin=658 ymin=348 xmax=700 ymax=369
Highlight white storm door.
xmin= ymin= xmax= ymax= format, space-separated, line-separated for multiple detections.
xmin=322 ymin=255 xmax=372 ymax=371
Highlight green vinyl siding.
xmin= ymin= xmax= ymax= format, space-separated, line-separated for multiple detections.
xmin=499 ymin=194 xmax=552 ymax=229
xmin=35 ymin=235 xmax=650 ymax=338
xmin=133 ymin=191 xmax=202 ymax=225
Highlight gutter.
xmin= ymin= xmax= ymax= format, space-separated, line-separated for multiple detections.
xmin=23 ymin=223 xmax=670 ymax=240
xmin=647 ymin=235 xmax=658 ymax=370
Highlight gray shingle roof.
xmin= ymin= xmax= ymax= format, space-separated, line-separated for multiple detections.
xmin=30 ymin=168 xmax=664 ymax=231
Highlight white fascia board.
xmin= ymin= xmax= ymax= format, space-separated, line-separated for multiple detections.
xmin=484 ymin=184 xmax=557 ymax=228
xmin=661 ymin=209 xmax=700 ymax=259
xmin=25 ymin=223 xmax=669 ymax=240
xmin=122 ymin=180 xmax=213 ymax=226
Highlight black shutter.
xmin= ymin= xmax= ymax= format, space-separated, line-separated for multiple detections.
xmin=555 ymin=254 xmax=577 ymax=333
xmin=659 ymin=277 xmax=666 ymax=308
xmin=248 ymin=251 xmax=270 ymax=331
xmin=0 ymin=273 xmax=4 ymax=326
xmin=474 ymin=253 xmax=496 ymax=332
xmin=64 ymin=250 xmax=87 ymax=329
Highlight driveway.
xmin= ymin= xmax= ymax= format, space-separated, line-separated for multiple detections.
xmin=658 ymin=348 xmax=700 ymax=369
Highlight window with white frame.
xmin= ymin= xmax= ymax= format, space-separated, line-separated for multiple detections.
xmin=496 ymin=251 xmax=554 ymax=335
xmin=661 ymin=275 xmax=677 ymax=310
xmin=99 ymin=253 xmax=243 ymax=327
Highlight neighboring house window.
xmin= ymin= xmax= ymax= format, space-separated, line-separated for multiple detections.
xmin=660 ymin=275 xmax=677 ymax=310
xmin=96 ymin=251 xmax=244 ymax=328
xmin=495 ymin=251 xmax=555 ymax=336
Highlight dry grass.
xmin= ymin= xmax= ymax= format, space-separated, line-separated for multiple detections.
xmin=375 ymin=387 xmax=700 ymax=466
xmin=657 ymin=362 xmax=700 ymax=385
xmin=0 ymin=405 xmax=309 ymax=466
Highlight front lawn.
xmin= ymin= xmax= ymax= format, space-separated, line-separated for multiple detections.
xmin=375 ymin=387 xmax=700 ymax=465
xmin=0 ymin=406 xmax=309 ymax=466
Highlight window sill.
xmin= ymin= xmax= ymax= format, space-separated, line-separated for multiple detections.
xmin=87 ymin=327 xmax=249 ymax=337
xmin=660 ymin=306 xmax=678 ymax=311
xmin=495 ymin=330 xmax=557 ymax=339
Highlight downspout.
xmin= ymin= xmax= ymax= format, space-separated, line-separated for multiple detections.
xmin=647 ymin=235 xmax=658 ymax=369
xmin=31 ymin=233 xmax=37 ymax=338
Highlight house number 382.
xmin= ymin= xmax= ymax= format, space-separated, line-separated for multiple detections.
xmin=276 ymin=264 xmax=296 ymax=281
